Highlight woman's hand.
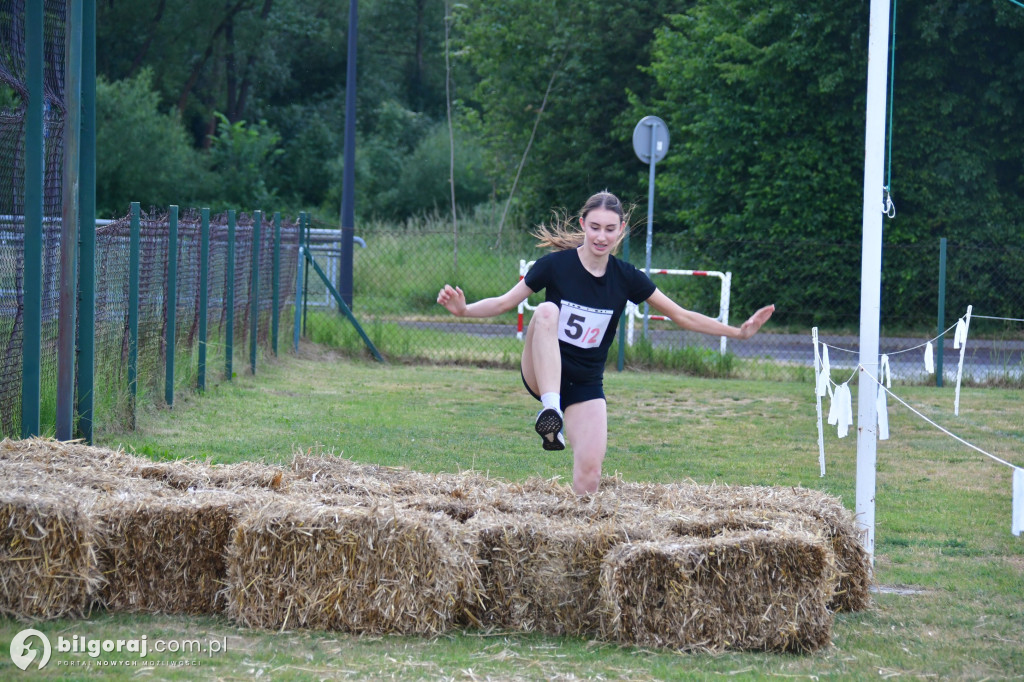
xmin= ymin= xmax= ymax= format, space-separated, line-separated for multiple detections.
xmin=437 ymin=284 xmax=467 ymax=316
xmin=737 ymin=304 xmax=775 ymax=340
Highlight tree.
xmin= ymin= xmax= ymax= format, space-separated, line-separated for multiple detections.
xmin=455 ymin=0 xmax=683 ymax=225
xmin=95 ymin=70 xmax=210 ymax=217
xmin=636 ymin=0 xmax=1024 ymax=326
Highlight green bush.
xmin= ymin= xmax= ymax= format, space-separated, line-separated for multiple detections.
xmin=96 ymin=69 xmax=210 ymax=217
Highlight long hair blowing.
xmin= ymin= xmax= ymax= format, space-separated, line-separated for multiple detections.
xmin=531 ymin=191 xmax=633 ymax=253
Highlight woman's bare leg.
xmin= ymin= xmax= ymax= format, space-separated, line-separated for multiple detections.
xmin=564 ymin=398 xmax=608 ymax=495
xmin=520 ymin=302 xmax=561 ymax=396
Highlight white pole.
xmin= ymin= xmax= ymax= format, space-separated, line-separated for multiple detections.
xmin=856 ymin=0 xmax=893 ymax=564
xmin=813 ymin=327 xmax=826 ymax=477
xmin=642 ymin=120 xmax=658 ymax=340
xmin=719 ymin=271 xmax=731 ymax=356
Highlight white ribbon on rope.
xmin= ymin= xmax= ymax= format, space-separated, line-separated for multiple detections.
xmin=954 ymin=306 xmax=972 ymax=416
xmin=924 ymin=341 xmax=934 ymax=374
xmin=827 ymin=382 xmax=853 ymax=439
xmin=876 ymin=355 xmax=890 ymax=440
xmin=816 ymin=344 xmax=831 ymax=398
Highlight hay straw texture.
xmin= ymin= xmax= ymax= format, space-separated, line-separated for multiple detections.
xmin=0 ymin=440 xmax=871 ymax=652
xmin=649 ymin=482 xmax=871 ymax=612
xmin=465 ymin=511 xmax=650 ymax=636
xmin=225 ymin=501 xmax=482 ymax=634
xmin=95 ymin=492 xmax=245 ymax=614
xmin=600 ymin=531 xmax=837 ymax=653
xmin=0 ymin=490 xmax=100 ymax=620
xmin=0 ymin=438 xmax=283 ymax=619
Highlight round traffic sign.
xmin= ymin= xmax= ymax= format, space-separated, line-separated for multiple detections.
xmin=632 ymin=116 xmax=669 ymax=165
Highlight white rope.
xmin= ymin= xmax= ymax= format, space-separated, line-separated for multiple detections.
xmin=972 ymin=315 xmax=1024 ymax=323
xmin=859 ymin=365 xmax=1017 ymax=470
xmin=820 ymin=320 xmax=960 ymax=357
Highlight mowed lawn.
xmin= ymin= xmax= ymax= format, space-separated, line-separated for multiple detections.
xmin=2 ymin=350 xmax=1022 ymax=680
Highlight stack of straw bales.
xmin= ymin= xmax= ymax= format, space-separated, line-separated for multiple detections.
xmin=0 ymin=439 xmax=285 ymax=618
xmin=0 ymin=439 xmax=871 ymax=653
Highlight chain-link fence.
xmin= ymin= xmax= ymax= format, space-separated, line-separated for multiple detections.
xmin=302 ymin=214 xmax=1024 ymax=387
xmin=0 ymin=206 xmax=300 ymax=439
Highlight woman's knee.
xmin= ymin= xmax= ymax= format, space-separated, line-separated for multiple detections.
xmin=573 ymin=461 xmax=602 ymax=495
xmin=532 ymin=301 xmax=560 ymax=327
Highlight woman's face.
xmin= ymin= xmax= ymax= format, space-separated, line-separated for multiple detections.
xmin=579 ymin=207 xmax=624 ymax=258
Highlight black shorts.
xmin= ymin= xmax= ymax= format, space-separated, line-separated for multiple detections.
xmin=521 ymin=370 xmax=605 ymax=410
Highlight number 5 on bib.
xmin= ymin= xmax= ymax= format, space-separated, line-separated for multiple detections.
xmin=558 ymin=301 xmax=613 ymax=349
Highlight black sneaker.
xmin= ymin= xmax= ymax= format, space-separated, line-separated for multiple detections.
xmin=534 ymin=407 xmax=565 ymax=451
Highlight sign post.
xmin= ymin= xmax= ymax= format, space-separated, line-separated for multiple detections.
xmin=632 ymin=116 xmax=669 ymax=339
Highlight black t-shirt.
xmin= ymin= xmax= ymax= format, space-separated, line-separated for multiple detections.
xmin=524 ymin=248 xmax=657 ymax=382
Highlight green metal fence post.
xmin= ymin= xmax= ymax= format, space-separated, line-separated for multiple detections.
xmin=198 ymin=207 xmax=210 ymax=392
xmin=272 ymin=211 xmax=281 ymax=355
xmin=226 ymin=210 xmax=236 ymax=380
xmin=128 ymin=202 xmax=140 ymax=429
xmin=301 ymin=212 xmax=310 ymax=337
xmin=936 ymin=237 xmax=947 ymax=387
xmin=165 ymin=205 xmax=178 ymax=406
xmin=250 ymin=210 xmax=262 ymax=374
xmin=76 ymin=0 xmax=97 ymax=443
xmin=21 ymin=0 xmax=44 ymax=438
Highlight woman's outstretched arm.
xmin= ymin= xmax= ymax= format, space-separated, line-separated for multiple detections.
xmin=645 ymin=289 xmax=774 ymax=340
xmin=437 ymin=279 xmax=534 ymax=318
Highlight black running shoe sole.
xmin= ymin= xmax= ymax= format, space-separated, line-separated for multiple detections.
xmin=535 ymin=408 xmax=565 ymax=451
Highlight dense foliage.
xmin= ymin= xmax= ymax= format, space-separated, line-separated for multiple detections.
xmin=80 ymin=0 xmax=1024 ymax=322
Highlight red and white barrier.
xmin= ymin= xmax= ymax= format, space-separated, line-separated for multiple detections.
xmin=516 ymin=260 xmax=537 ymax=340
xmin=626 ymin=269 xmax=731 ymax=356
xmin=517 ymin=260 xmax=732 ymax=356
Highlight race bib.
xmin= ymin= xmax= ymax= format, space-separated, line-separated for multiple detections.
xmin=557 ymin=300 xmax=613 ymax=349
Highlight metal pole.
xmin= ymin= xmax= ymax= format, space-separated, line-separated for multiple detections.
xmin=198 ymin=207 xmax=210 ymax=391
xmin=935 ymin=237 xmax=946 ymax=387
xmin=855 ymin=0 xmax=893 ymax=564
xmin=225 ymin=210 xmax=236 ymax=379
xmin=128 ymin=203 xmax=140 ymax=429
xmin=76 ymin=0 xmax=97 ymax=443
xmin=57 ymin=0 xmax=84 ymax=441
xmin=301 ymin=212 xmax=310 ymax=336
xmin=339 ymin=0 xmax=358 ymax=306
xmin=250 ymin=210 xmax=261 ymax=374
xmin=21 ymin=0 xmax=45 ymax=438
xmin=294 ymin=242 xmax=304 ymax=352
xmin=272 ymin=212 xmax=281 ymax=355
xmin=165 ymin=205 xmax=178 ymax=406
xmin=642 ymin=119 xmax=657 ymax=339
xmin=617 ymin=231 xmax=630 ymax=371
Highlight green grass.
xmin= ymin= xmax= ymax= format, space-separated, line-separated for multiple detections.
xmin=2 ymin=351 xmax=1022 ymax=679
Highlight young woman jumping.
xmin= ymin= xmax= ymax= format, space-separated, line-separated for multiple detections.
xmin=437 ymin=191 xmax=774 ymax=494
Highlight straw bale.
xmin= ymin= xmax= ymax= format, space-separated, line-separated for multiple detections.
xmin=225 ymin=501 xmax=482 ymax=634
xmin=600 ymin=530 xmax=837 ymax=653
xmin=132 ymin=458 xmax=290 ymax=492
xmin=292 ymin=452 xmax=513 ymax=511
xmin=611 ymin=480 xmax=871 ymax=612
xmin=94 ymin=489 xmax=259 ymax=614
xmin=291 ymin=453 xmax=433 ymax=498
xmin=0 ymin=437 xmax=142 ymax=474
xmin=464 ymin=511 xmax=651 ymax=636
xmin=402 ymin=493 xmax=483 ymax=523
xmin=0 ymin=490 xmax=101 ymax=620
